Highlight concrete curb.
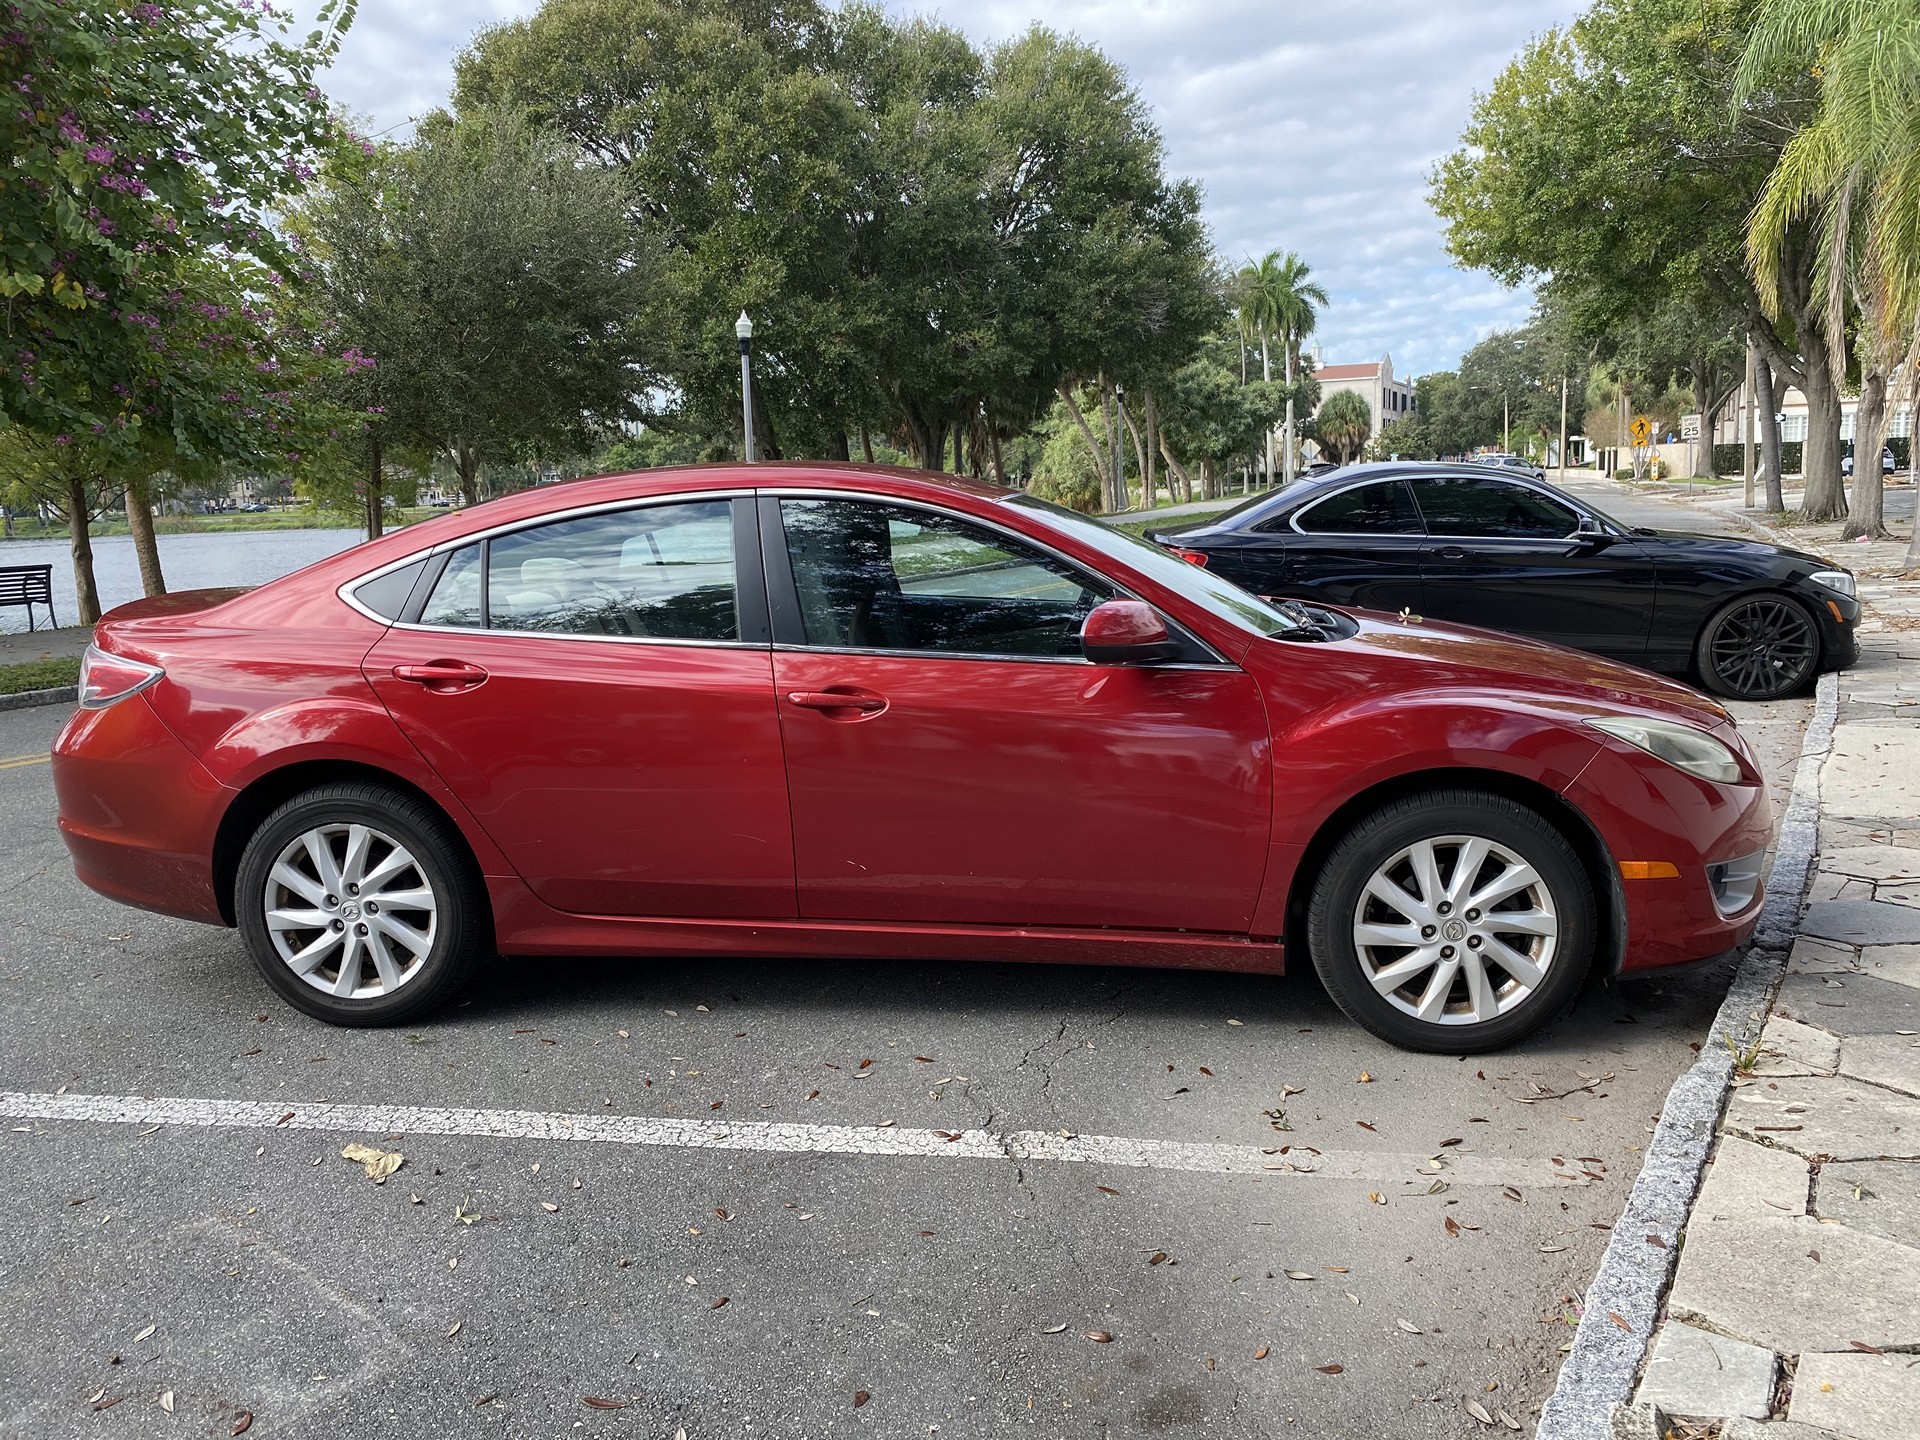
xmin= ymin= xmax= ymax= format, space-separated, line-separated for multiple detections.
xmin=0 ymin=685 xmax=76 ymax=712
xmin=1535 ymin=669 xmax=1839 ymax=1440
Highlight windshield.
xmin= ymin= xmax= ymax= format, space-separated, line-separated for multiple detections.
xmin=1005 ymin=494 xmax=1306 ymax=637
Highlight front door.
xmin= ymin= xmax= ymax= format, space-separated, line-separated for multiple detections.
xmin=1413 ymin=475 xmax=1659 ymax=658
xmin=765 ymin=494 xmax=1273 ymax=932
xmin=364 ymin=496 xmax=795 ymax=919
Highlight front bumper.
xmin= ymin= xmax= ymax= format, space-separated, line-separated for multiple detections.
xmin=1565 ymin=741 xmax=1773 ymax=973
xmin=53 ymin=693 xmax=230 ymax=926
xmin=1804 ymin=584 xmax=1860 ymax=673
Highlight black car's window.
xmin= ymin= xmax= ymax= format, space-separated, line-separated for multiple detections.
xmin=1415 ymin=477 xmax=1578 ymax=539
xmin=418 ymin=544 xmax=484 ymax=628
xmin=352 ymin=558 xmax=429 ymax=621
xmin=486 ymin=501 xmax=737 ymax=640
xmin=1292 ymin=480 xmax=1423 ymax=535
xmin=779 ymin=498 xmax=1113 ymax=656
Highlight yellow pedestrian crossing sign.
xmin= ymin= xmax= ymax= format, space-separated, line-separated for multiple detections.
xmin=1630 ymin=416 xmax=1653 ymax=445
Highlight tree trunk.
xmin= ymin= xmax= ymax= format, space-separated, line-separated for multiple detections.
xmin=986 ymin=414 xmax=1006 ymax=485
xmin=1157 ymin=435 xmax=1194 ymax=501
xmin=125 ymin=471 xmax=167 ymax=598
xmin=1798 ymin=345 xmax=1847 ymax=521
xmin=1260 ymin=334 xmax=1273 ymax=485
xmin=859 ymin=423 xmax=875 ymax=465
xmin=826 ymin=429 xmax=850 ymax=463
xmin=1121 ymin=402 xmax=1151 ymax=508
xmin=67 ymin=474 xmax=102 ymax=627
xmin=1199 ymin=456 xmax=1219 ymax=501
xmin=1844 ymin=370 xmax=1889 ymax=540
xmin=1059 ymin=385 xmax=1112 ymax=489
xmin=1754 ymin=359 xmax=1785 ymax=511
xmin=752 ymin=401 xmax=782 ymax=464
xmin=1143 ymin=389 xmax=1160 ymax=505
xmin=366 ymin=436 xmax=385 ymax=541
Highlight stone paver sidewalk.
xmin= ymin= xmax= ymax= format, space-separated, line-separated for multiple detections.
xmin=1619 ymin=481 xmax=1920 ymax=1438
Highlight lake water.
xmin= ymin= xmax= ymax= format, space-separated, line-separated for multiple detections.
xmin=0 ymin=528 xmax=369 ymax=634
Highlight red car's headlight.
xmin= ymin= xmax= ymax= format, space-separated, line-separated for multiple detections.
xmin=78 ymin=644 xmax=164 ymax=709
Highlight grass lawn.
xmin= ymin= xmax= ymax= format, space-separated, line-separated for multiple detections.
xmin=0 ymin=656 xmax=81 ymax=696
xmin=0 ymin=508 xmax=442 ymax=542
xmin=1106 ymin=501 xmax=1240 ymax=538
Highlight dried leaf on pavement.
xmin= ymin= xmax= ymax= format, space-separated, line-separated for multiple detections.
xmin=340 ymin=1143 xmax=403 ymax=1183
xmin=1253 ymin=1346 xmax=1270 ymax=1359
xmin=230 ymin=1413 xmax=253 ymax=1435
xmin=853 ymin=1390 xmax=870 ymax=1408
xmin=1284 ymin=1271 xmax=1314 ymax=1280
xmin=1445 ymin=1217 xmax=1462 ymax=1238
xmin=582 ymin=1396 xmax=629 ymax=1409
xmin=1397 ymin=1319 xmax=1421 ymax=1333
xmin=1041 ymin=1323 xmax=1069 ymax=1334
xmin=1316 ymin=1364 xmax=1343 ymax=1374
xmin=1084 ymin=1330 xmax=1113 ymax=1343
xmin=1465 ymin=1397 xmax=1494 ymax=1425
xmin=159 ymin=1391 xmax=174 ymax=1413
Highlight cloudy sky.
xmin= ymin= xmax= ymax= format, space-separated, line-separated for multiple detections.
xmin=320 ymin=0 xmax=1582 ymax=378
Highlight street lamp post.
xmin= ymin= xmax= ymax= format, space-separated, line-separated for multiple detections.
xmin=736 ymin=311 xmax=756 ymax=463
xmin=1557 ymin=374 xmax=1568 ymax=480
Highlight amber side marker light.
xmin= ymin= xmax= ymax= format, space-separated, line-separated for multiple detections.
xmin=1826 ymin=599 xmax=1845 ymax=624
xmin=1619 ymin=860 xmax=1681 ymax=880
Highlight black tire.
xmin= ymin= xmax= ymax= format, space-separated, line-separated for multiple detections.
xmin=1694 ymin=592 xmax=1820 ymax=701
xmin=1306 ymin=789 xmax=1597 ymax=1053
xmin=235 ymin=781 xmax=490 ymax=1026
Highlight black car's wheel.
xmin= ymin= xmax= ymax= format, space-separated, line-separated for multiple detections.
xmin=1695 ymin=593 xmax=1819 ymax=700
xmin=1307 ymin=790 xmax=1595 ymax=1053
xmin=235 ymin=782 xmax=490 ymax=1026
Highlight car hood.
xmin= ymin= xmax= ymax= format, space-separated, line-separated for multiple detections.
xmin=1291 ymin=607 xmax=1733 ymax=729
xmin=1631 ymin=530 xmax=1825 ymax=569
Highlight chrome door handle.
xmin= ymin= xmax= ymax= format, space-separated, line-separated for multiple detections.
xmin=392 ymin=661 xmax=489 ymax=692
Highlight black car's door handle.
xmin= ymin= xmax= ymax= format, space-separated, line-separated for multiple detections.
xmin=1433 ymin=546 xmax=1467 ymax=561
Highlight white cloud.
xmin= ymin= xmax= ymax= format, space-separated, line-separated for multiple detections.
xmin=317 ymin=0 xmax=1580 ymax=375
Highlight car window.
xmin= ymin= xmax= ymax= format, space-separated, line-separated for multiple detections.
xmin=352 ymin=557 xmax=429 ymax=621
xmin=1414 ymin=476 xmax=1578 ymax=539
xmin=418 ymin=544 xmax=484 ymax=628
xmin=1293 ymin=480 xmax=1423 ymax=535
xmin=779 ymin=498 xmax=1113 ymax=656
xmin=485 ymin=501 xmax=737 ymax=640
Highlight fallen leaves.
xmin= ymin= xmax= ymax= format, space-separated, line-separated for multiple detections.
xmin=853 ymin=1390 xmax=870 ymax=1409
xmin=1367 ymin=1192 xmax=1387 ymax=1206
xmin=710 ymin=1296 xmax=729 ymax=1310
xmin=541 ymin=1202 xmax=560 ymax=1213
xmin=446 ymin=1322 xmax=462 ymax=1339
xmin=1466 ymin=1398 xmax=1494 ymax=1425
xmin=340 ymin=1143 xmax=403 ymax=1184
xmin=582 ymin=1396 xmax=628 ymax=1409
xmin=1357 ymin=1071 xmax=1373 ymax=1083
xmin=1253 ymin=1346 xmax=1270 ymax=1360
xmin=159 ymin=1391 xmax=174 ymax=1413
xmin=1396 ymin=1319 xmax=1422 ymax=1334
xmin=230 ymin=1412 xmax=253 ymax=1435
xmin=1041 ymin=1323 xmax=1069 ymax=1334
xmin=1444 ymin=1217 xmax=1462 ymax=1238
xmin=1284 ymin=1270 xmax=1314 ymax=1281
xmin=132 ymin=1325 xmax=156 ymax=1344
xmin=1084 ymin=1329 xmax=1113 ymax=1343
xmin=1607 ymin=1312 xmax=1631 ymax=1332
xmin=1315 ymin=1364 xmax=1342 ymax=1375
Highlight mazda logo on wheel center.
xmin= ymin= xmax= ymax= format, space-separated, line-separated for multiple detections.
xmin=1442 ymin=919 xmax=1468 ymax=942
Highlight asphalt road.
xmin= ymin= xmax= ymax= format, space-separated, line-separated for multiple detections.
xmin=0 ymin=493 xmax=1810 ymax=1440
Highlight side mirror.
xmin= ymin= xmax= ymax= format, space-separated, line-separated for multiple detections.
xmin=1575 ymin=516 xmax=1615 ymax=546
xmin=1080 ymin=599 xmax=1182 ymax=665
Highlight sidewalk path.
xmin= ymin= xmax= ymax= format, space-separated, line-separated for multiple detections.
xmin=1611 ymin=481 xmax=1920 ymax=1437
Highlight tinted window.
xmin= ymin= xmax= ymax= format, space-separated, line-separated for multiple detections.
xmin=780 ymin=498 xmax=1113 ymax=656
xmin=352 ymin=558 xmax=428 ymax=620
xmin=1415 ymin=477 xmax=1578 ymax=538
xmin=1294 ymin=480 xmax=1423 ymax=535
xmin=487 ymin=501 xmax=737 ymax=640
xmin=419 ymin=545 xmax=483 ymax=628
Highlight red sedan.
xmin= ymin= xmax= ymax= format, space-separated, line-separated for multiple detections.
xmin=52 ymin=466 xmax=1771 ymax=1051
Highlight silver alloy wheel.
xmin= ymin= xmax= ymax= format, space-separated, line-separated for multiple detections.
xmin=264 ymin=822 xmax=439 ymax=1000
xmin=1350 ymin=833 xmax=1559 ymax=1027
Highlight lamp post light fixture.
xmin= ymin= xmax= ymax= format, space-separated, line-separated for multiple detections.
xmin=736 ymin=311 xmax=756 ymax=463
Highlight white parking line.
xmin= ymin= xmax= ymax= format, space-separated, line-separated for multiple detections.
xmin=0 ymin=1090 xmax=1586 ymax=1190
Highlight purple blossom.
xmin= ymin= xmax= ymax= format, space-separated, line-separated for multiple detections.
xmin=84 ymin=144 xmax=113 ymax=164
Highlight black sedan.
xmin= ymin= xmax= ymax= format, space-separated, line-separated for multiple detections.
xmin=1152 ymin=463 xmax=1859 ymax=700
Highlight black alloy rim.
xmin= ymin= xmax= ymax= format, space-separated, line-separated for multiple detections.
xmin=1709 ymin=598 xmax=1817 ymax=698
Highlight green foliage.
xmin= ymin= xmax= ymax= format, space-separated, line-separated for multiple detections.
xmin=1366 ymin=415 xmax=1433 ymax=461
xmin=1027 ymin=412 xmax=1104 ymax=514
xmin=0 ymin=0 xmax=355 ymax=444
xmin=296 ymin=108 xmax=657 ymax=503
xmin=453 ymin=0 xmax=1217 ymax=464
xmin=1314 ymin=390 xmax=1372 ymax=464
xmin=596 ymin=428 xmax=717 ymax=473
xmin=1158 ymin=356 xmax=1284 ymax=496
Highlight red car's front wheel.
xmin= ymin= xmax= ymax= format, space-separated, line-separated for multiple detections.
xmin=235 ymin=782 xmax=490 ymax=1026
xmin=1307 ymin=790 xmax=1596 ymax=1052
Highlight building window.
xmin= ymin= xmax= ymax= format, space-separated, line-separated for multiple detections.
xmin=1781 ymin=413 xmax=1808 ymax=442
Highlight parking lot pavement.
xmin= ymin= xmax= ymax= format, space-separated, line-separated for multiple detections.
xmin=0 ymin=626 xmax=1811 ymax=1434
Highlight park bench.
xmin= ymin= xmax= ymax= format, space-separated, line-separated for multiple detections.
xmin=0 ymin=564 xmax=57 ymax=630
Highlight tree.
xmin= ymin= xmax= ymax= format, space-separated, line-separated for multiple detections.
xmin=1739 ymin=0 xmax=1920 ymax=542
xmin=1240 ymin=252 xmax=1328 ymax=484
xmin=0 ymin=0 xmax=353 ymax=443
xmin=1314 ymin=390 xmax=1372 ymax=465
xmin=1157 ymin=357 xmax=1284 ymax=500
xmin=1430 ymin=0 xmax=1845 ymax=519
xmin=297 ymin=110 xmax=656 ymax=506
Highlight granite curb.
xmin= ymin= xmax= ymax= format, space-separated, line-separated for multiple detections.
xmin=1534 ymin=670 xmax=1839 ymax=1440
xmin=0 ymin=684 xmax=76 ymax=712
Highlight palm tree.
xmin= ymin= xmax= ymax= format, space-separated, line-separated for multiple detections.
xmin=1738 ymin=0 xmax=1920 ymax=541
xmin=1315 ymin=390 xmax=1372 ymax=464
xmin=1241 ymin=251 xmax=1330 ymax=486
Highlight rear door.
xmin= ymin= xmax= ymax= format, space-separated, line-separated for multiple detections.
xmin=364 ymin=496 xmax=795 ymax=919
xmin=765 ymin=493 xmax=1273 ymax=932
xmin=1250 ymin=477 xmax=1426 ymax=613
xmin=1413 ymin=475 xmax=1659 ymax=658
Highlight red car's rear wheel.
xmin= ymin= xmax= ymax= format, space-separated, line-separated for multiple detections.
xmin=235 ymin=782 xmax=490 ymax=1025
